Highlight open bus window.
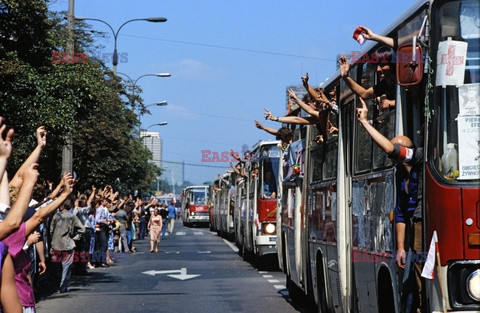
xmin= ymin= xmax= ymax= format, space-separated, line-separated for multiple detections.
xmin=431 ymin=0 xmax=480 ymax=181
xmin=373 ymin=106 xmax=395 ymax=169
xmin=355 ymin=62 xmax=376 ymax=174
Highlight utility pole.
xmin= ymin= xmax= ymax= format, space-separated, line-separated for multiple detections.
xmin=61 ymin=0 xmax=74 ymax=174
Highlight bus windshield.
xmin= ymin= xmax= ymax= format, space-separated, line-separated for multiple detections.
xmin=432 ymin=0 xmax=480 ymax=182
xmin=191 ymin=189 xmax=207 ymax=205
xmin=259 ymin=144 xmax=280 ymax=199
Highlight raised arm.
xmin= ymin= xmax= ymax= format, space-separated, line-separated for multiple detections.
xmin=46 ymin=174 xmax=65 ymax=200
xmin=9 ymin=126 xmax=46 ymax=189
xmin=356 ymin=98 xmax=394 ymax=154
xmin=264 ymin=108 xmax=319 ymax=125
xmin=229 ymin=162 xmax=241 ymax=175
xmin=87 ymin=185 xmax=96 ymax=207
xmin=0 ymin=163 xmax=38 ymax=240
xmin=339 ymin=56 xmax=376 ymax=100
xmin=301 ymin=73 xmax=329 ymax=104
xmin=254 ymin=120 xmax=278 ymax=137
xmin=26 ymin=173 xmax=74 ymax=236
xmin=288 ymin=89 xmax=320 ymax=117
xmin=0 ymin=171 xmax=9 ymax=208
xmin=360 ymin=26 xmax=395 ymax=48
xmin=0 ymin=117 xmax=14 ymax=186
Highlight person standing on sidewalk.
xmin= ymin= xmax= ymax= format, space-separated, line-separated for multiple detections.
xmin=167 ymin=202 xmax=176 ymax=234
xmin=159 ymin=204 xmax=168 ymax=238
xmin=114 ymin=202 xmax=129 ymax=253
xmin=50 ymin=199 xmax=85 ymax=293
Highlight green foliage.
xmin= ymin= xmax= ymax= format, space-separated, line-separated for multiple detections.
xmin=0 ymin=0 xmax=159 ymax=193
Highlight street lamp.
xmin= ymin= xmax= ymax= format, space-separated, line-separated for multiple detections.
xmin=117 ymin=72 xmax=171 ymax=109
xmin=74 ymin=16 xmax=167 ymax=75
xmin=146 ymin=122 xmax=168 ymax=129
xmin=147 ymin=101 xmax=168 ymax=108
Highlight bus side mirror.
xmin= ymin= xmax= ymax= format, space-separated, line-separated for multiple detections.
xmin=396 ymin=44 xmax=424 ymax=86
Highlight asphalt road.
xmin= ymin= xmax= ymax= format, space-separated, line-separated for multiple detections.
xmin=36 ymin=220 xmax=315 ymax=313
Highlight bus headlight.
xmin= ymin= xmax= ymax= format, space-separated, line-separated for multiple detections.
xmin=263 ymin=223 xmax=276 ymax=234
xmin=466 ymin=269 xmax=480 ymax=301
xmin=190 ymin=212 xmax=195 ymax=216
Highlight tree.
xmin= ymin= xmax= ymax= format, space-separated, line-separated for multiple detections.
xmin=0 ymin=0 xmax=159 ymax=193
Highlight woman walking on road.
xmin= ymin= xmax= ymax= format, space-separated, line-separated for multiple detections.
xmin=147 ymin=208 xmax=162 ymax=253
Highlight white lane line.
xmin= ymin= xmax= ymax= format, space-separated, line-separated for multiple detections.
xmin=274 ymin=285 xmax=286 ymax=290
xmin=222 ymin=239 xmax=239 ymax=252
xmin=176 ymin=232 xmax=186 ymax=236
xmin=193 ymin=232 xmax=204 ymax=235
xmin=268 ymin=279 xmax=280 ymax=283
xmin=262 ymin=275 xmax=273 ymax=278
xmin=197 ymin=251 xmax=211 ymax=254
xmin=258 ymin=271 xmax=268 ymax=274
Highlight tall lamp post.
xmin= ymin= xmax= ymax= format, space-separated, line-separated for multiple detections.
xmin=74 ymin=16 xmax=167 ymax=75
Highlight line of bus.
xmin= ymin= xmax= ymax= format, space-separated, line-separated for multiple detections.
xmin=206 ymin=0 xmax=478 ymax=310
xmin=210 ymin=140 xmax=282 ymax=267
xmin=276 ymin=0 xmax=479 ymax=312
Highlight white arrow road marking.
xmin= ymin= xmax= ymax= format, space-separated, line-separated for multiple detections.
xmin=168 ymin=268 xmax=201 ymax=281
xmin=142 ymin=268 xmax=200 ymax=281
xmin=142 ymin=269 xmax=184 ymax=276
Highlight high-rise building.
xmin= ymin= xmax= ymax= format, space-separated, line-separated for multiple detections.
xmin=140 ymin=131 xmax=163 ymax=169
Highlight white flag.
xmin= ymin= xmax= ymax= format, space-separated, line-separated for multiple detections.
xmin=421 ymin=231 xmax=438 ymax=280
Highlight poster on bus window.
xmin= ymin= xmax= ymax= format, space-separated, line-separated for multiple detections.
xmin=458 ymin=83 xmax=480 ymax=116
xmin=457 ymin=115 xmax=480 ymax=180
xmin=435 ymin=39 xmax=468 ymax=87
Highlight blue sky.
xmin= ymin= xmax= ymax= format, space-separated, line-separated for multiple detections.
xmin=49 ymin=0 xmax=417 ymax=185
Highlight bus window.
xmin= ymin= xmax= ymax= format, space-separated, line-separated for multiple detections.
xmin=355 ymin=62 xmax=377 ymax=174
xmin=261 ymin=165 xmax=278 ymax=199
xmin=192 ymin=189 xmax=207 ymax=205
xmin=432 ymin=0 xmax=480 ymax=182
xmin=373 ymin=108 xmax=395 ymax=169
xmin=309 ymin=126 xmax=324 ymax=183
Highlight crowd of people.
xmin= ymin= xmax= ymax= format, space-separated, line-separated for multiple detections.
xmin=0 ymin=120 xmax=178 ymax=312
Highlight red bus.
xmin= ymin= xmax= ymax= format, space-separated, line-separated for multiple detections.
xmin=181 ymin=186 xmax=209 ymax=227
xmin=234 ymin=140 xmax=281 ymax=264
xmin=277 ymin=0 xmax=480 ymax=312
